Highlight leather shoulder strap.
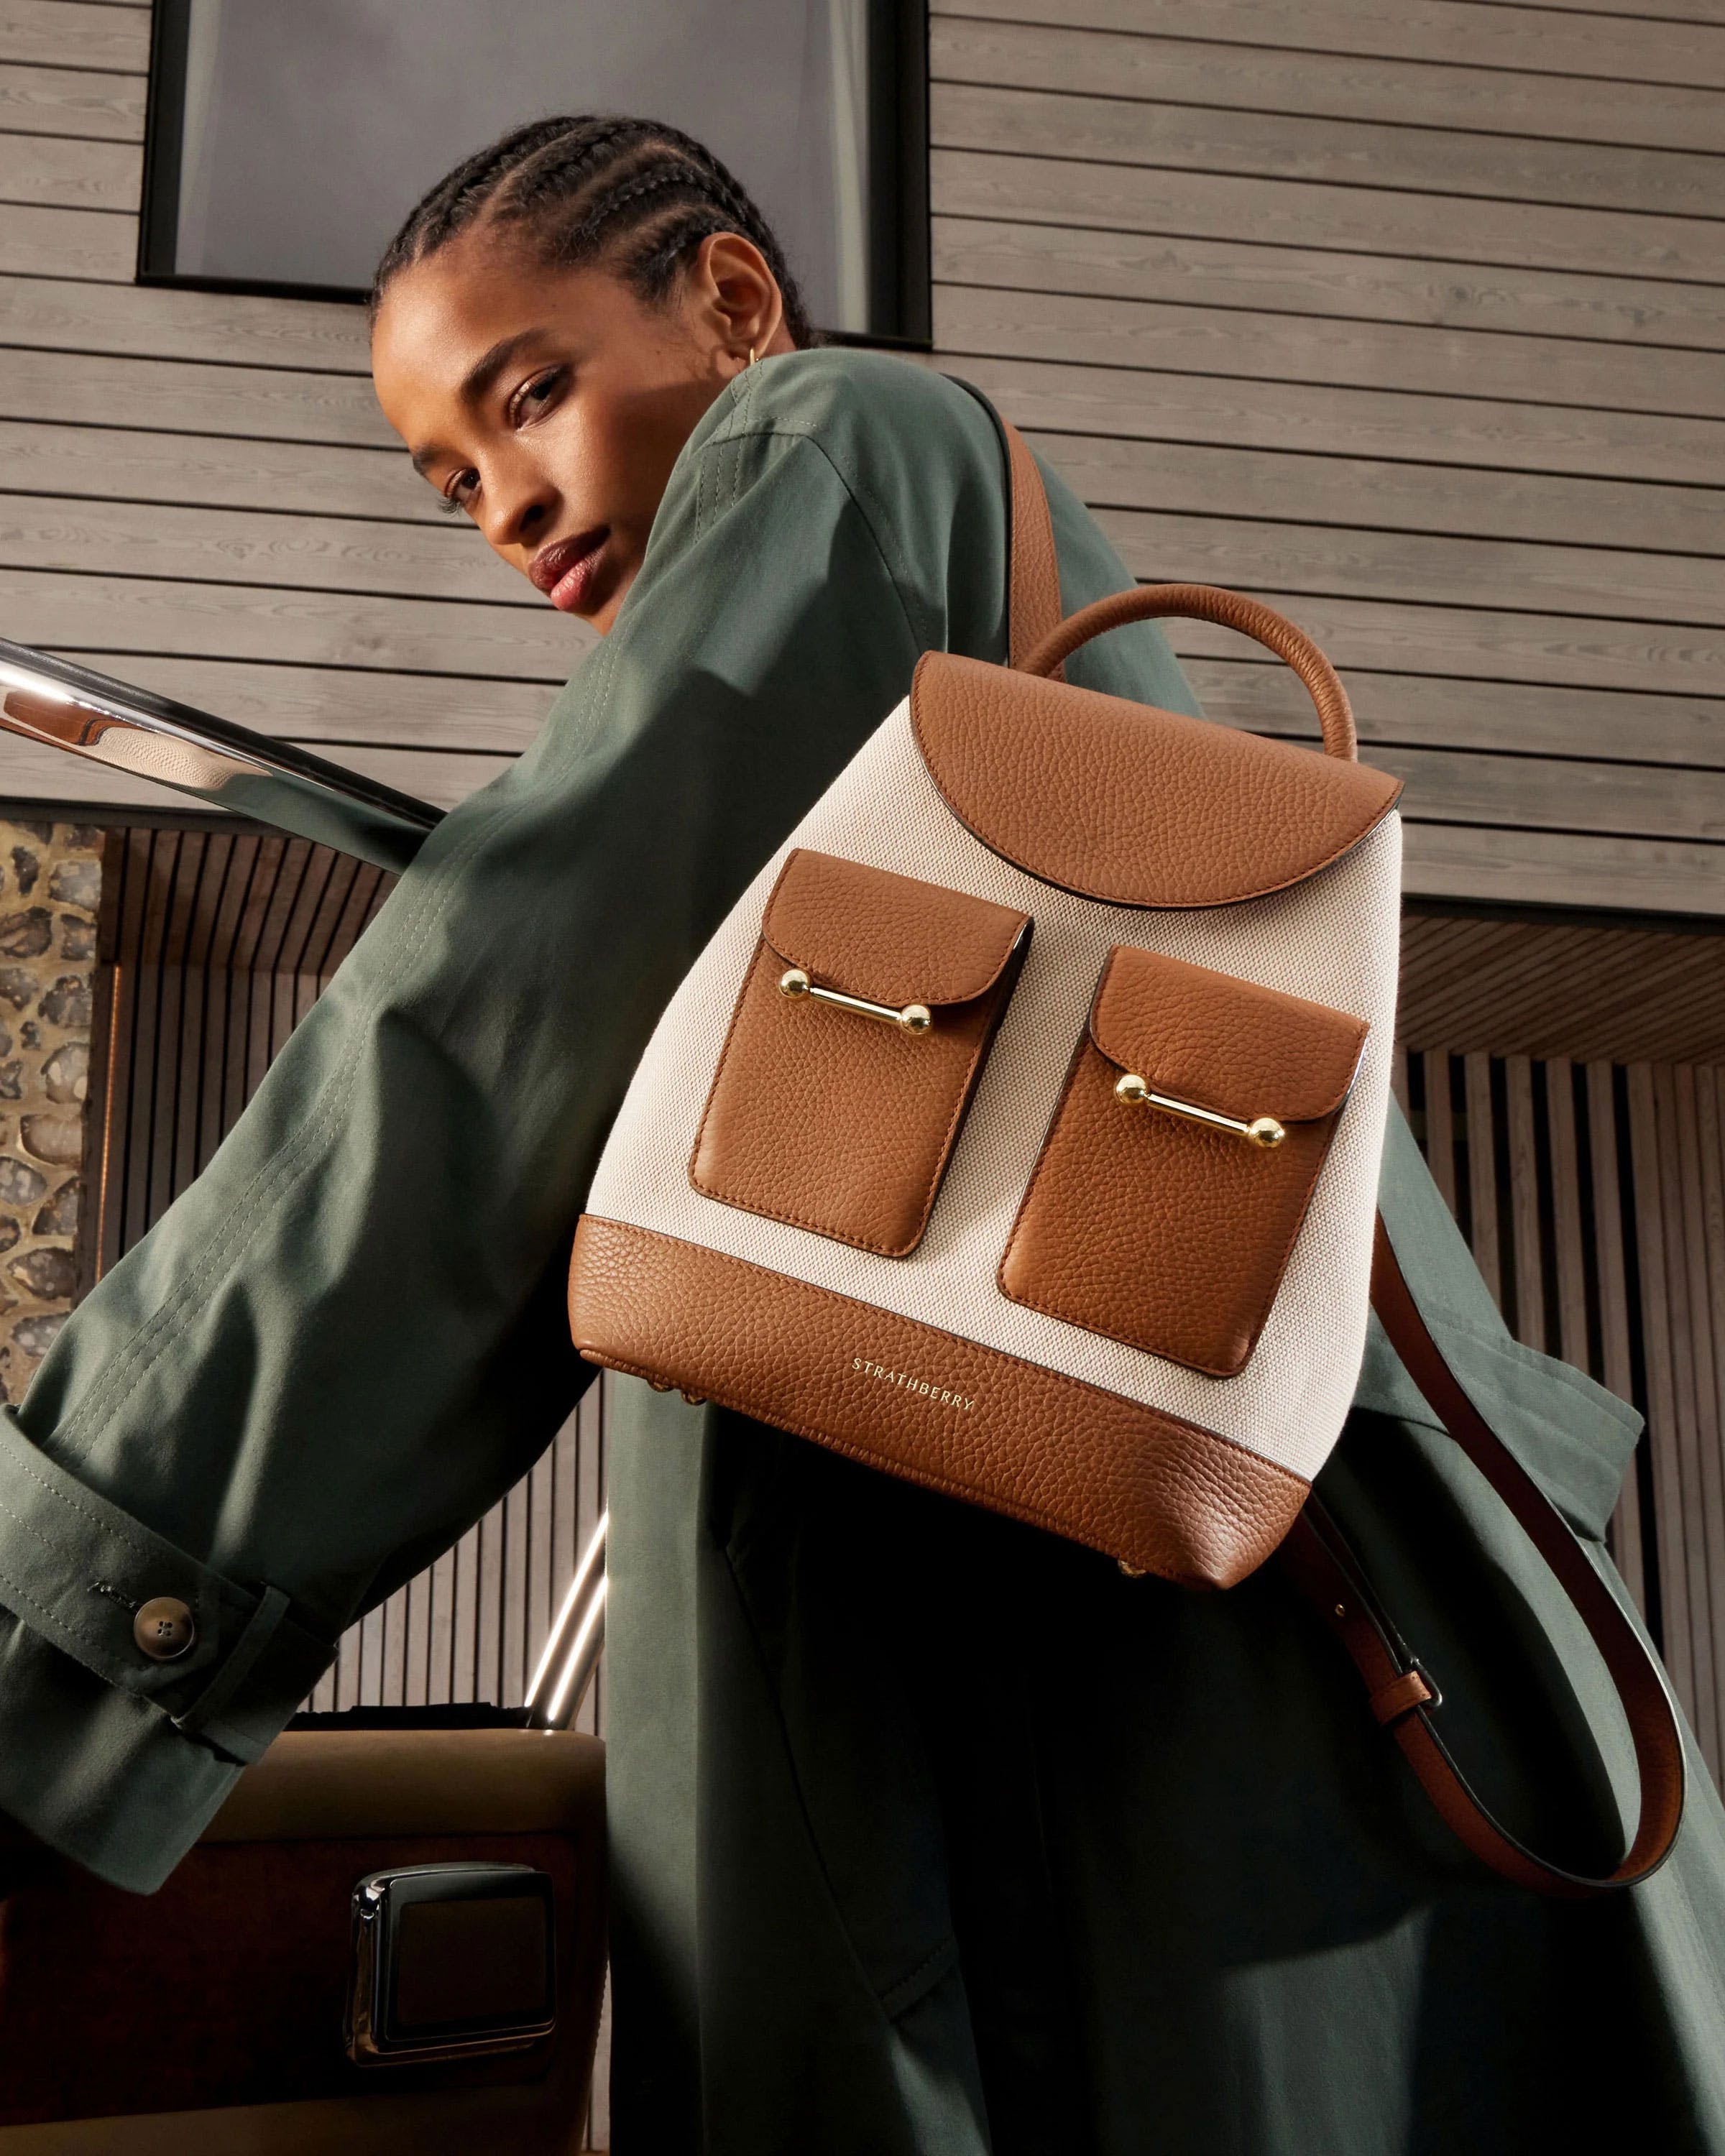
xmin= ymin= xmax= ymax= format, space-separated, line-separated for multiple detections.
xmin=1276 ymin=1217 xmax=1686 ymax=1897
xmin=945 ymin=377 xmax=1063 ymax=671
xmin=999 ymin=418 xmax=1063 ymax=671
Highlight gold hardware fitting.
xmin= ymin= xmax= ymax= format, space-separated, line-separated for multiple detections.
xmin=779 ymin=967 xmax=932 ymax=1035
xmin=1118 ymin=1560 xmax=1148 ymax=1578
xmin=1113 ymin=1071 xmax=1284 ymax=1149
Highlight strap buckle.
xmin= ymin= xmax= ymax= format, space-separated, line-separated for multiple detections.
xmin=1369 ymin=1657 xmax=1443 ymax=1728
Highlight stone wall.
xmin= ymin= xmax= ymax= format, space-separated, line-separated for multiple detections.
xmin=0 ymin=820 xmax=100 ymax=1404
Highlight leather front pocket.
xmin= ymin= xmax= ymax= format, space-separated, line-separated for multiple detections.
xmin=691 ymin=849 xmax=1031 ymax=1256
xmin=999 ymin=946 xmax=1368 ymax=1376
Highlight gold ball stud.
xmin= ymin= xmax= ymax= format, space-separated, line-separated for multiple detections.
xmin=899 ymin=1003 xmax=932 ymax=1035
xmin=778 ymin=967 xmax=811 ymax=1000
xmin=1246 ymin=1116 xmax=1287 ymax=1149
xmin=1114 ymin=1072 xmax=1149 ymax=1105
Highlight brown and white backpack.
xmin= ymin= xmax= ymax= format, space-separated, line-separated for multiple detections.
xmin=570 ymin=409 xmax=1683 ymax=1895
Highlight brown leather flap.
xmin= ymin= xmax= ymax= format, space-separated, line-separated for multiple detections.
xmin=911 ymin=653 xmax=1402 ymax=908
xmin=1088 ymin=946 xmax=1368 ymax=1125
xmin=761 ymin=848 xmax=1030 ymax=1008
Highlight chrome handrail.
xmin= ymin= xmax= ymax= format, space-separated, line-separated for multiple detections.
xmin=525 ymin=1513 xmax=608 ymax=1731
xmin=0 ymin=637 xmax=441 ymax=872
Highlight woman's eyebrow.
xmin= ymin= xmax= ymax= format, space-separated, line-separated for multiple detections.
xmin=408 ymin=330 xmax=553 ymax=479
xmin=460 ymin=329 xmax=547 ymax=407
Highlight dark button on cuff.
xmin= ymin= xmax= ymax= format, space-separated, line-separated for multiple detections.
xmin=134 ymin=1596 xmax=196 ymax=1662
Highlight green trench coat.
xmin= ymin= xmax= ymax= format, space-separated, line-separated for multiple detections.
xmin=1 ymin=351 xmax=1722 ymax=2152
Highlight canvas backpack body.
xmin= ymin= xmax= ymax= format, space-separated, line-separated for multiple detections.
xmin=569 ymin=418 xmax=1402 ymax=1590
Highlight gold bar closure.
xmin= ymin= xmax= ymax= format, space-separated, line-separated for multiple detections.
xmin=1113 ymin=1072 xmax=1284 ymax=1150
xmin=779 ymin=967 xmax=932 ymax=1036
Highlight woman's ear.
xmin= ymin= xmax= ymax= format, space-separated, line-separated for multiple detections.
xmin=689 ymin=231 xmax=794 ymax=369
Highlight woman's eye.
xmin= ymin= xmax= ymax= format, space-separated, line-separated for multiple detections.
xmin=438 ymin=474 xmax=477 ymax=516
xmin=510 ymin=368 xmax=564 ymax=424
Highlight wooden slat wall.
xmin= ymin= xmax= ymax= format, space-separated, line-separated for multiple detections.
xmin=0 ymin=0 xmax=1721 ymax=914
xmin=929 ymin=0 xmax=1725 ymax=916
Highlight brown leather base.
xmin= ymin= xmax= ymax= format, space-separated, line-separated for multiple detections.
xmin=569 ymin=1217 xmax=1308 ymax=1588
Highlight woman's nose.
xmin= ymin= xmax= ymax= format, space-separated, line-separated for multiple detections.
xmin=480 ymin=457 xmax=558 ymax=557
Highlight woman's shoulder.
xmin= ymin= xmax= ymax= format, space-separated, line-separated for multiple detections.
xmin=701 ymin=347 xmax=1003 ymax=492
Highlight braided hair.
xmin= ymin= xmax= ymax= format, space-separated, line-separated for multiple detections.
xmin=369 ymin=115 xmax=814 ymax=348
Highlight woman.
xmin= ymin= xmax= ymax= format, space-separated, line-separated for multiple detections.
xmin=0 ymin=116 xmax=1721 ymax=2154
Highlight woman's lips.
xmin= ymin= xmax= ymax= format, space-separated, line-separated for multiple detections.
xmin=530 ymin=529 xmax=609 ymax=614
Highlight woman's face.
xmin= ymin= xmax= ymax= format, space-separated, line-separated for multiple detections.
xmin=371 ymin=228 xmax=789 ymax=634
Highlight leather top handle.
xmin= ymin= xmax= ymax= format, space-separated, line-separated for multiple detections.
xmin=1018 ymin=583 xmax=1358 ymax=764
xmin=1276 ymin=1219 xmax=1688 ymax=1899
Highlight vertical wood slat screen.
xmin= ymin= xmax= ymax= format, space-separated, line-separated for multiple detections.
xmin=1395 ymin=1051 xmax=1725 ymax=1790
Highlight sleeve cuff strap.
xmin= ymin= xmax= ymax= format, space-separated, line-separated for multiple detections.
xmin=0 ymin=1410 xmax=333 ymax=1762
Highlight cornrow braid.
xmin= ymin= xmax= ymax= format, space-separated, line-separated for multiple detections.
xmin=369 ymin=114 xmax=814 ymax=349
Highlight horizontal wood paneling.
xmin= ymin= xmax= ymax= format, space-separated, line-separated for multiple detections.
xmin=938 ymin=216 xmax=1725 ymax=353
xmin=1373 ymin=744 xmax=1725 ymax=845
xmin=1097 ymin=507 xmax=1724 ymax=627
xmin=0 ymin=566 xmax=581 ymax=676
xmin=1182 ymin=660 xmax=1725 ymax=771
xmin=30 ymin=476 xmax=1718 ymax=638
xmin=0 ymin=1 xmax=146 ymax=72
xmin=0 ymin=491 xmax=536 ymax=602
xmin=0 ymin=198 xmax=132 ymax=278
xmin=932 ymin=80 xmax=1725 ymax=223
xmin=936 ymin=0 xmax=1725 ymax=86
xmin=1401 ymin=824 xmax=1725 ymax=916
xmin=0 ymin=60 xmax=142 ymax=137
xmin=0 ymin=272 xmax=369 ymax=369
xmin=0 ymin=0 xmax=1719 ymax=902
xmin=1513 ymin=0 xmax=1725 ymax=19
xmin=1166 ymin=595 xmax=1724 ymax=699
xmin=936 ymin=9 xmax=1723 ymax=926
xmin=938 ymin=285 xmax=1725 ymax=419
xmin=932 ymin=17 xmax=1725 ymax=151
xmin=0 ymin=418 xmax=433 ymax=515
xmin=0 ymin=346 xmax=393 ymax=445
xmin=1031 ymin=430 xmax=1724 ymax=561
xmin=952 ymin=351 xmax=1725 ymax=487
xmin=934 ymin=147 xmax=1725 ymax=284
xmin=0 ymin=124 xmax=137 ymax=208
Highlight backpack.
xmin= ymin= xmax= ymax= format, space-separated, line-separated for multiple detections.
xmin=570 ymin=400 xmax=1682 ymax=1896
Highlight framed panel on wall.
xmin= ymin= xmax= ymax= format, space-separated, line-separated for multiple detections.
xmin=139 ymin=0 xmax=930 ymax=344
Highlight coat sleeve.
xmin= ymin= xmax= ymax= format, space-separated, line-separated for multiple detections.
xmin=0 ymin=359 xmax=1011 ymax=1891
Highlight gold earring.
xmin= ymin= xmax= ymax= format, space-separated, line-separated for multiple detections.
xmin=748 ymin=346 xmax=758 ymax=367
